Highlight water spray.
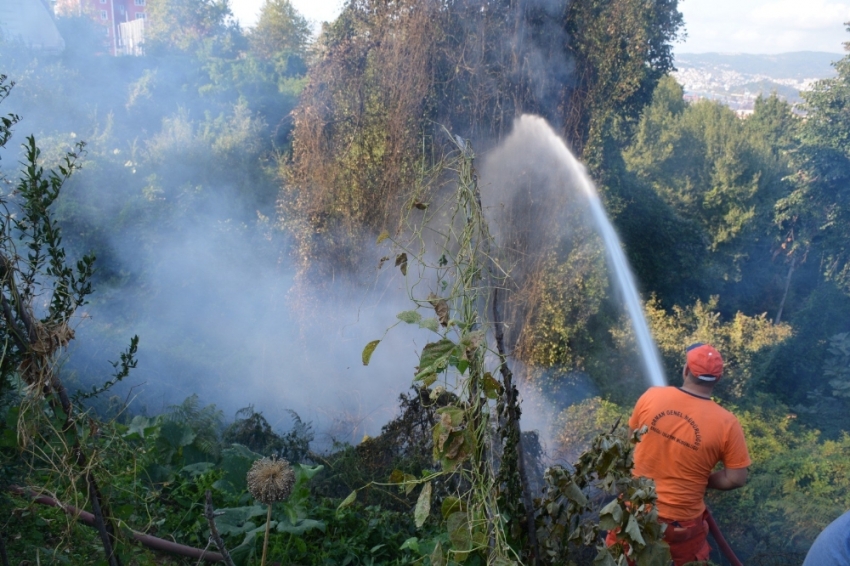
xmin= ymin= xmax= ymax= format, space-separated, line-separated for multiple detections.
xmin=517 ymin=115 xmax=667 ymax=388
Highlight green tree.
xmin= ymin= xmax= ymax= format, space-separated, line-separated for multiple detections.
xmin=623 ymin=79 xmax=795 ymax=315
xmin=563 ymin=0 xmax=684 ymax=163
xmin=777 ymin=37 xmax=850 ymax=297
xmin=145 ymin=0 xmax=237 ymax=54
xmin=250 ymin=0 xmax=311 ymax=62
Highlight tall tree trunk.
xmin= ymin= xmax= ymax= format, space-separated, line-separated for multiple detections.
xmin=493 ymin=287 xmax=540 ymax=565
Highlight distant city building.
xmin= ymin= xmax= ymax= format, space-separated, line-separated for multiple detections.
xmin=0 ymin=0 xmax=66 ymax=53
xmin=57 ymin=0 xmax=146 ymax=55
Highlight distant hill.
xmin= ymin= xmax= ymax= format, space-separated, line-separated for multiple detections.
xmin=674 ymin=52 xmax=840 ymax=81
xmin=672 ymin=51 xmax=842 ymax=111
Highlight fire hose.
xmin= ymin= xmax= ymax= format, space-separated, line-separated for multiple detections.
xmin=706 ymin=507 xmax=744 ymax=566
xmin=9 ymin=486 xmax=225 ymax=563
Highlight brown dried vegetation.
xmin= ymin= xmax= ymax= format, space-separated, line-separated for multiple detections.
xmin=280 ymin=0 xmax=682 ymax=366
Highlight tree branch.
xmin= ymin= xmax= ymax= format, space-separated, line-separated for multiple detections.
xmin=204 ymin=491 xmax=236 ymax=566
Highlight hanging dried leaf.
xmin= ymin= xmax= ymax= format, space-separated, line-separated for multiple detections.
xmin=428 ymin=293 xmax=449 ymax=326
xmin=362 ymin=340 xmax=380 ymax=365
xmin=395 ymin=253 xmax=408 ymax=276
xmin=376 ymin=230 xmax=390 ymax=244
xmin=378 ymin=256 xmax=390 ymax=269
xmin=412 ymin=201 xmax=428 ymax=210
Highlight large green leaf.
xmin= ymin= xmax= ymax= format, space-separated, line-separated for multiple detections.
xmin=219 ymin=444 xmax=263 ymax=494
xmin=277 ymin=518 xmax=326 ymax=535
xmin=214 ymin=505 xmax=267 ymax=537
xmin=124 ymin=415 xmax=159 ymax=440
xmin=159 ymin=420 xmax=196 ymax=449
xmin=419 ymin=339 xmax=457 ymax=371
xmin=441 ymin=496 xmax=465 ymax=519
xmin=447 ymin=511 xmax=471 ymax=552
xmin=180 ymin=462 xmax=215 ymax=477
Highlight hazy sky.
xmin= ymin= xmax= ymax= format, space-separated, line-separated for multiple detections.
xmin=231 ymin=0 xmax=850 ymax=54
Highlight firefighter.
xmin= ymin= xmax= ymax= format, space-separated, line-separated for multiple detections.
xmin=608 ymin=342 xmax=751 ymax=565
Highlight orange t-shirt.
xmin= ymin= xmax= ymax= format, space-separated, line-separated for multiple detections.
xmin=629 ymin=387 xmax=751 ymax=521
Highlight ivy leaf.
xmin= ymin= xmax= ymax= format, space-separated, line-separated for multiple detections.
xmin=294 ymin=464 xmax=324 ymax=480
xmin=400 ymin=537 xmax=420 ymax=553
xmin=436 ymin=406 xmax=465 ymax=427
xmin=447 ymin=511 xmax=472 ymax=552
xmin=624 ymin=513 xmax=646 ymax=546
xmin=403 ymin=473 xmax=417 ymax=494
xmin=483 ymin=373 xmax=503 ymax=399
xmin=376 ymin=230 xmax=390 ymax=244
xmin=415 ymin=481 xmax=432 ymax=527
xmin=599 ymin=498 xmax=624 ymax=531
xmin=362 ymin=340 xmax=380 ymax=365
xmin=337 ymin=490 xmax=357 ymax=511
xmin=415 ymin=339 xmax=456 ymax=380
xmin=561 ymin=479 xmax=588 ymax=506
xmin=592 ymin=547 xmax=619 ymax=566
xmin=395 ymin=253 xmax=408 ymax=276
xmin=636 ymin=540 xmax=671 ymax=566
xmin=419 ymin=339 xmax=456 ymax=368
xmin=397 ymin=310 xmax=422 ymax=324
xmin=419 ymin=318 xmax=439 ymax=332
xmin=441 ymin=496 xmax=465 ymax=519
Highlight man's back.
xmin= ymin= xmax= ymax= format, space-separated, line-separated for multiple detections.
xmin=629 ymin=386 xmax=751 ymax=520
xmin=802 ymin=510 xmax=850 ymax=566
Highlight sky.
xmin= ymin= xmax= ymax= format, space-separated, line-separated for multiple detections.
xmin=230 ymin=0 xmax=850 ymax=55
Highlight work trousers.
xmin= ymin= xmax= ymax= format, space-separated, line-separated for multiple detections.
xmin=605 ymin=511 xmax=711 ymax=566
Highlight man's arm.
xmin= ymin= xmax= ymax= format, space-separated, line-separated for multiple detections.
xmin=707 ymin=467 xmax=748 ymax=490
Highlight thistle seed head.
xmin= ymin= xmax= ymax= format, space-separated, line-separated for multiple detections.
xmin=246 ymin=457 xmax=296 ymax=505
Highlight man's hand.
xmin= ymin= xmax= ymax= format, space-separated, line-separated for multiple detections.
xmin=707 ymin=467 xmax=748 ymax=490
